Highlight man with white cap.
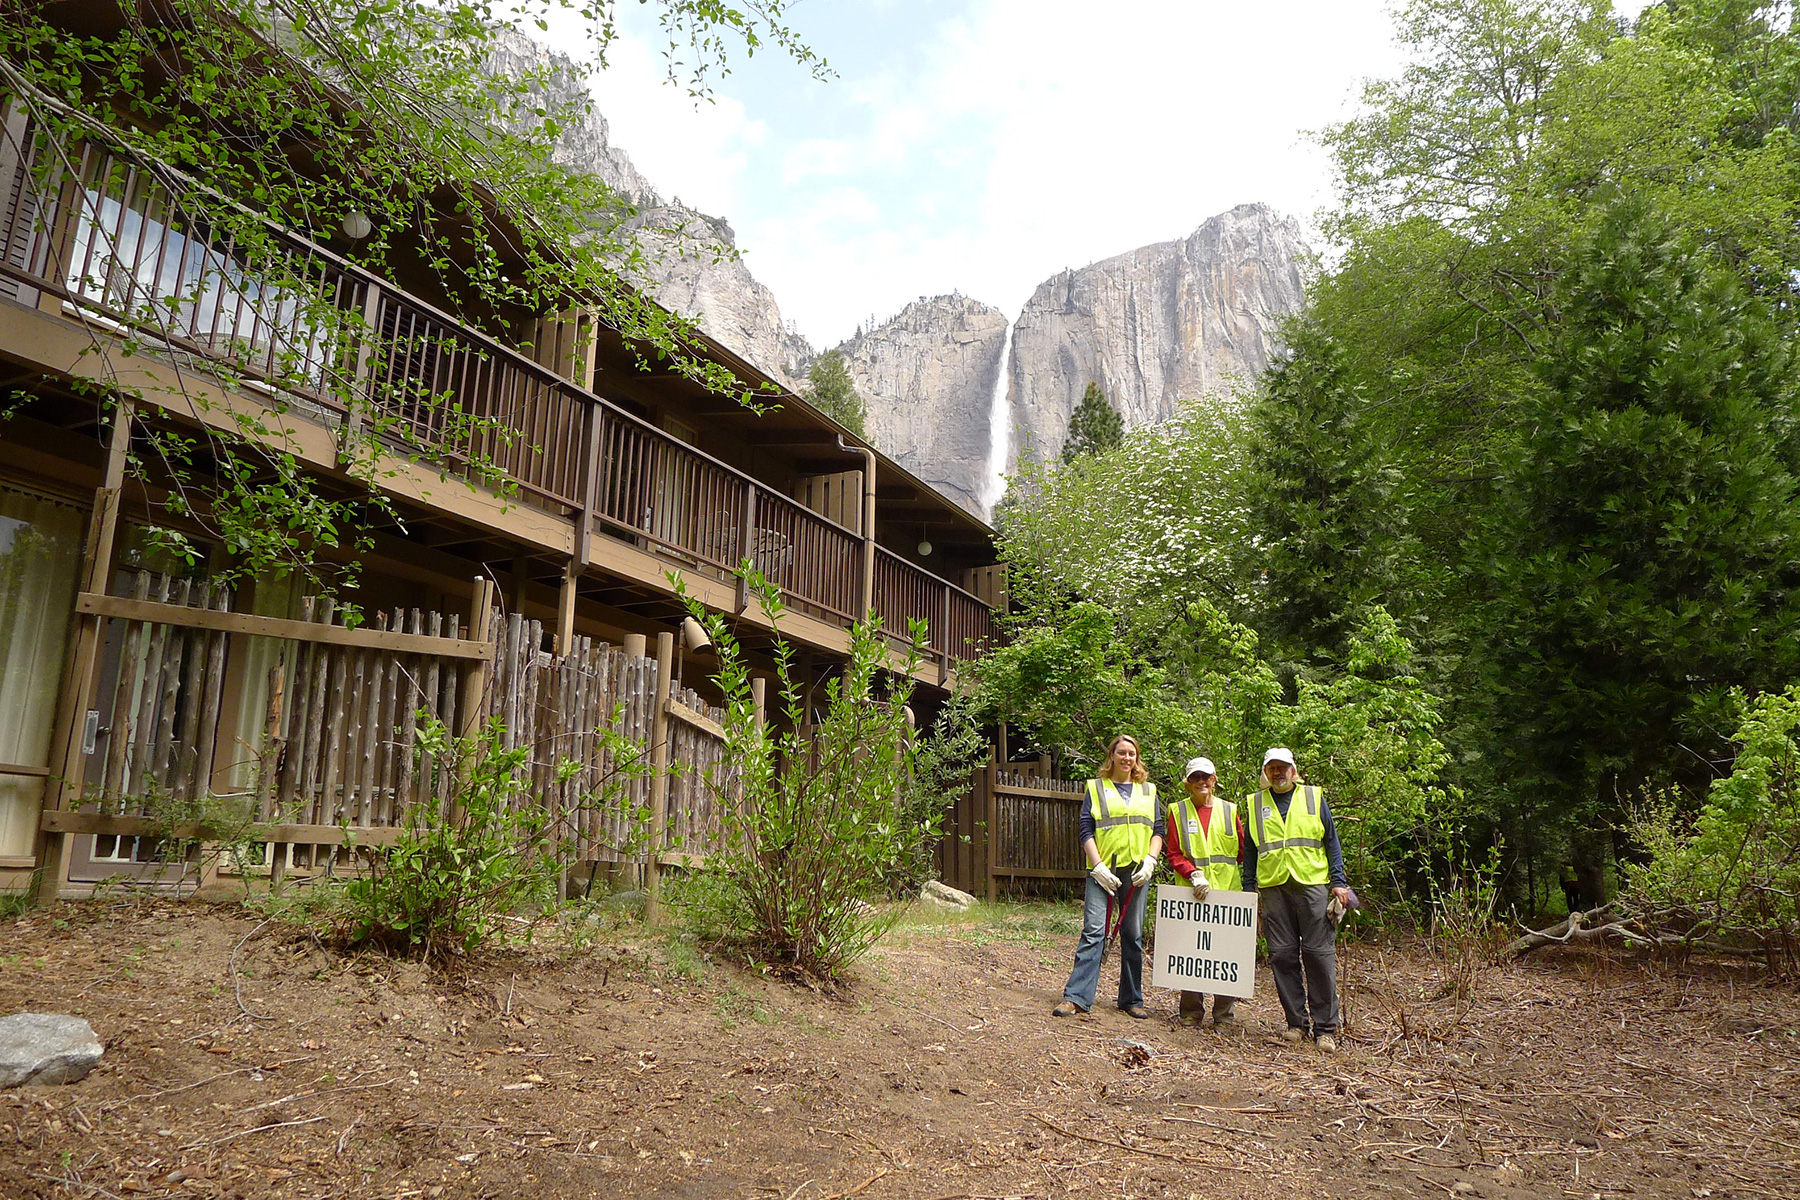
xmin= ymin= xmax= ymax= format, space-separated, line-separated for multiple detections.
xmin=1243 ymin=747 xmax=1352 ymax=1051
xmin=1164 ymin=755 xmax=1244 ymax=1028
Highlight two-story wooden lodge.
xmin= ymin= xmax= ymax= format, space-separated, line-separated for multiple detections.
xmin=0 ymin=7 xmax=1004 ymax=896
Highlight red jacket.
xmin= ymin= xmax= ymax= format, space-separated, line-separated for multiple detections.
xmin=1165 ymin=802 xmax=1246 ymax=883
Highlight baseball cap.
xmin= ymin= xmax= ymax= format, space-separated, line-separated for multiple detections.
xmin=1183 ymin=756 xmax=1216 ymax=779
xmin=1262 ymin=747 xmax=1296 ymax=767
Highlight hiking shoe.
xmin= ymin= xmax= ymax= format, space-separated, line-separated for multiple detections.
xmin=1123 ymin=1004 xmax=1150 ymax=1019
xmin=1212 ymin=1009 xmax=1237 ymax=1027
xmin=1051 ymin=1000 xmax=1086 ymax=1017
xmin=1176 ymin=1013 xmax=1202 ymax=1028
xmin=1281 ymin=1027 xmax=1305 ymax=1043
xmin=1316 ymin=1033 xmax=1339 ymax=1052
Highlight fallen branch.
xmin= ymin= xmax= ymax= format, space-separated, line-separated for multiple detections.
xmin=229 ymin=918 xmax=276 ymax=1023
xmin=1030 ymin=1114 xmax=1257 ymax=1171
xmin=181 ymin=1114 xmax=327 ymax=1149
xmin=819 ymin=1169 xmax=890 ymax=1200
xmin=1500 ymin=907 xmax=1659 ymax=958
xmin=1503 ymin=907 xmax=1755 ymax=959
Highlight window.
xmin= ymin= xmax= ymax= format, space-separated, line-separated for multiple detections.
xmin=0 ymin=484 xmax=83 ymax=859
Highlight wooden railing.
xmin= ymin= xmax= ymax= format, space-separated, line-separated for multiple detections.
xmin=875 ymin=547 xmax=998 ymax=671
xmin=0 ymin=99 xmax=995 ymax=661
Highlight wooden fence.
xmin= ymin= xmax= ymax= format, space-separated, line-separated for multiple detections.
xmin=49 ymin=575 xmax=1072 ymax=901
xmin=43 ymin=578 xmax=732 ymax=891
xmin=935 ymin=762 xmax=1088 ymax=900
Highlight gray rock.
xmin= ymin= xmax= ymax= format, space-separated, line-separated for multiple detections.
xmin=625 ymin=205 xmax=816 ymax=390
xmin=485 ymin=31 xmax=662 ymax=206
xmin=835 ymin=296 xmax=1010 ymax=516
xmin=0 ymin=1013 xmax=103 ymax=1086
xmin=1008 ymin=203 xmax=1311 ymax=468
xmin=484 ymin=33 xmax=816 ymax=393
xmin=920 ymin=879 xmax=977 ymax=909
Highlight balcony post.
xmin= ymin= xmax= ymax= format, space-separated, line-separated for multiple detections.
xmin=737 ymin=480 xmax=755 ymax=613
xmin=940 ymin=583 xmax=952 ymax=686
xmin=35 ymin=396 xmax=132 ymax=903
xmin=836 ymin=437 xmax=876 ymax=619
xmin=574 ymin=399 xmax=601 ymax=572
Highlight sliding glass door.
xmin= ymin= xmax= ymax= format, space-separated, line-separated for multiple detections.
xmin=0 ymin=484 xmax=83 ymax=863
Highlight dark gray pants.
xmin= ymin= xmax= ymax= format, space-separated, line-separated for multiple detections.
xmin=1262 ymin=881 xmax=1338 ymax=1036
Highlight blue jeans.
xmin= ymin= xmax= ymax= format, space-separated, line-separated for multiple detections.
xmin=1061 ymin=874 xmax=1148 ymax=1010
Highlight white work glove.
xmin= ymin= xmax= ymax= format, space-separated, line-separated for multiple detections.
xmin=1089 ymin=862 xmax=1121 ymax=895
xmin=1132 ymin=853 xmax=1158 ymax=888
xmin=1191 ymin=876 xmax=1210 ymax=902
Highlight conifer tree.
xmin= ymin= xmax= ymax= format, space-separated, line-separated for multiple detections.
xmin=1062 ymin=382 xmax=1124 ymax=462
xmin=806 ymin=351 xmax=867 ymax=437
xmin=1249 ymin=322 xmax=1406 ymax=662
xmin=1477 ymin=194 xmax=1800 ymax=809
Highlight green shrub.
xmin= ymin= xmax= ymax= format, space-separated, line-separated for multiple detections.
xmin=1629 ymin=685 xmax=1800 ymax=968
xmin=679 ymin=573 xmax=934 ymax=983
xmin=340 ymin=715 xmax=643 ymax=960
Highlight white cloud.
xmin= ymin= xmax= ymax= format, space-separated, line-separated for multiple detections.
xmin=779 ymin=138 xmax=858 ymax=186
xmin=569 ymin=0 xmax=1413 ymax=347
xmin=564 ymin=20 xmax=769 ymax=217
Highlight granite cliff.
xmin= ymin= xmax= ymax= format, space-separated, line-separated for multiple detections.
xmin=487 ymin=32 xmax=814 ymax=390
xmin=1005 ymin=203 xmax=1310 ymax=470
xmin=833 ymin=296 xmax=1009 ymax=515
xmin=832 ymin=205 xmax=1310 ymax=513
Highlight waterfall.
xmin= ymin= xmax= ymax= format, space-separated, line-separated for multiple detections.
xmin=979 ymin=322 xmax=1013 ymax=517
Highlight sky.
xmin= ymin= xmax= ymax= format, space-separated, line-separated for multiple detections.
xmin=533 ymin=0 xmax=1641 ymax=351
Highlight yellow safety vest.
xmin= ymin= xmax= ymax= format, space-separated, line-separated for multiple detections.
xmin=1167 ymin=796 xmax=1242 ymax=891
xmin=1087 ymin=778 xmax=1158 ymax=868
xmin=1249 ymin=785 xmax=1330 ymax=887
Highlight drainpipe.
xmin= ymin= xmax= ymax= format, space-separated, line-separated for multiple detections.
xmin=837 ymin=435 xmax=876 ymax=618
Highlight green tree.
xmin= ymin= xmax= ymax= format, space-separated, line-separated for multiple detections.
xmin=1245 ymin=0 xmax=1800 ymax=906
xmin=1249 ymin=323 xmax=1409 ymax=663
xmin=1475 ymin=194 xmax=1800 ymax=818
xmin=1061 ymin=382 xmax=1124 ymax=462
xmin=995 ymin=397 xmax=1258 ymax=624
xmin=805 ymin=351 xmax=866 ymax=437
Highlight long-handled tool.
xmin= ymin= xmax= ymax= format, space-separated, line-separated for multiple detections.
xmin=1102 ymin=856 xmax=1136 ymax=962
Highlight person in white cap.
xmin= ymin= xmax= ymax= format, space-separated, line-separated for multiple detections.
xmin=1164 ymin=755 xmax=1244 ymax=1028
xmin=1244 ymin=747 xmax=1352 ymax=1051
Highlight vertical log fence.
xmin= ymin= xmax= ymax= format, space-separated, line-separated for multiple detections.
xmin=42 ymin=581 xmax=735 ymax=893
xmin=935 ymin=762 xmax=1088 ymax=901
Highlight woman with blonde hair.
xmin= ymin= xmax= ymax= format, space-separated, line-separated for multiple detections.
xmin=1051 ymin=734 xmax=1164 ymax=1019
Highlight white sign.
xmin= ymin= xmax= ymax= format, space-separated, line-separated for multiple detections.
xmin=1149 ymin=884 xmax=1259 ymax=999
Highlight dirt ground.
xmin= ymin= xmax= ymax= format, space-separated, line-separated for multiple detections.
xmin=3 ymin=895 xmax=1798 ymax=1200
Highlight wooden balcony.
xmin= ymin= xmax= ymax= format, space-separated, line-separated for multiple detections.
xmin=0 ymin=101 xmax=999 ymax=672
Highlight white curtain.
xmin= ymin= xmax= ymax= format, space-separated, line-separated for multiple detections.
xmin=0 ymin=486 xmax=84 ymax=857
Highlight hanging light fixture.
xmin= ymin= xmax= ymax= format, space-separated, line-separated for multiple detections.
xmin=916 ymin=522 xmax=933 ymax=557
xmin=341 ymin=209 xmax=373 ymax=240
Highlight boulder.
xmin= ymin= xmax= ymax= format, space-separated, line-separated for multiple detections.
xmin=920 ymin=880 xmax=977 ymax=910
xmin=0 ymin=1013 xmax=103 ymax=1086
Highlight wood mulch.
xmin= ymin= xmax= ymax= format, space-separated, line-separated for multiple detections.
xmin=1 ymin=897 xmax=1795 ymax=1199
